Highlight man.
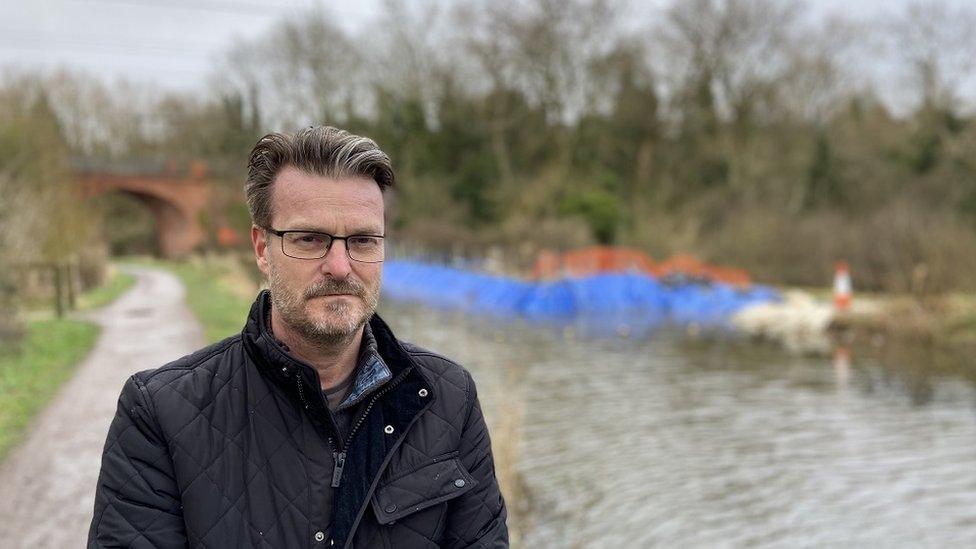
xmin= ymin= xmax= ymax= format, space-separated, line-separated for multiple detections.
xmin=88 ymin=126 xmax=508 ymax=548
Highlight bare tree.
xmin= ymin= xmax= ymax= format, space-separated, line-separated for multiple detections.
xmin=457 ymin=0 xmax=624 ymax=172
xmin=453 ymin=0 xmax=524 ymax=185
xmin=649 ymin=0 xmax=806 ymax=206
xmin=776 ymin=15 xmax=862 ymax=126
xmin=369 ymin=0 xmax=453 ymax=110
xmin=219 ymin=6 xmax=361 ymax=128
xmin=500 ymin=0 xmax=619 ymax=125
xmin=886 ymin=0 xmax=976 ymax=114
xmin=654 ymin=0 xmax=803 ymax=129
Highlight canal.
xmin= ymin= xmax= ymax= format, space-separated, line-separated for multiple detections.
xmin=381 ymin=301 xmax=976 ymax=547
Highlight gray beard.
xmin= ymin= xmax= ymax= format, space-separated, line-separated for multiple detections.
xmin=267 ymin=264 xmax=380 ymax=346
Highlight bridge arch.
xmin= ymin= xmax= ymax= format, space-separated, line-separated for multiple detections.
xmin=75 ymin=163 xmax=212 ymax=258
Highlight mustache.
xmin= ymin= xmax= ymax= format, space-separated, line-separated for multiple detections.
xmin=304 ymin=279 xmax=366 ymax=299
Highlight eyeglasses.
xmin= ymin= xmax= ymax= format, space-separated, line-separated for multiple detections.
xmin=264 ymin=228 xmax=385 ymax=263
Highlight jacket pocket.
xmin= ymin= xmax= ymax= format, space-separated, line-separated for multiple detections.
xmin=371 ymin=457 xmax=478 ymax=525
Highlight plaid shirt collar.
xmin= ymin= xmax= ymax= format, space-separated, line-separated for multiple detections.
xmin=267 ymin=309 xmax=392 ymax=411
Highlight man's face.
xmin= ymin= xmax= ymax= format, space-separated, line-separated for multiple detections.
xmin=252 ymin=166 xmax=384 ymax=342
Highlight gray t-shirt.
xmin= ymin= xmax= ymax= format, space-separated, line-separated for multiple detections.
xmin=323 ymin=373 xmax=355 ymax=412
xmin=323 ymin=370 xmax=355 ymax=440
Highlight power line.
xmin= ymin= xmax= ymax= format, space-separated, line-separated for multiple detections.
xmin=67 ymin=0 xmax=378 ymax=19
xmin=1 ymin=1 xmax=381 ymax=58
xmin=0 ymin=29 xmax=229 ymax=56
xmin=69 ymin=0 xmax=283 ymax=16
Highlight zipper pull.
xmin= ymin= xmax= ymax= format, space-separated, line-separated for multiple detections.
xmin=331 ymin=451 xmax=346 ymax=488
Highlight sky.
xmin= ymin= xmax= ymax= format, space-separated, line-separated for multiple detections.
xmin=1 ymin=0 xmax=973 ymax=105
xmin=0 ymin=0 xmax=383 ymax=90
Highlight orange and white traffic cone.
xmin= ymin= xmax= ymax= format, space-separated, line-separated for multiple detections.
xmin=833 ymin=261 xmax=852 ymax=312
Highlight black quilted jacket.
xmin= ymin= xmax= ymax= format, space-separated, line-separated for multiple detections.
xmin=88 ymin=291 xmax=508 ymax=548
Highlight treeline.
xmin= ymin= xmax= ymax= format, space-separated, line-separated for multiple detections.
xmin=0 ymin=79 xmax=101 ymax=347
xmin=4 ymin=0 xmax=976 ymax=294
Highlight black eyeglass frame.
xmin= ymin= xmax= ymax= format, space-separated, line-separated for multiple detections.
xmin=263 ymin=227 xmax=386 ymax=263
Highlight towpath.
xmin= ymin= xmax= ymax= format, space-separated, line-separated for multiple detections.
xmin=0 ymin=266 xmax=204 ymax=548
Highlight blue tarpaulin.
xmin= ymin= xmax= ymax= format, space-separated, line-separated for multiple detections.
xmin=382 ymin=260 xmax=779 ymax=333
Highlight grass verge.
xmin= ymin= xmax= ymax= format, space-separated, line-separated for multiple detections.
xmin=0 ymin=319 xmax=99 ymax=459
xmin=0 ymin=267 xmax=135 ymax=459
xmin=830 ymin=292 xmax=976 ymax=378
xmin=0 ymin=320 xmax=98 ymax=458
xmin=833 ymin=293 xmax=976 ymax=346
xmin=171 ymin=261 xmax=253 ymax=343
xmin=78 ymin=269 xmax=136 ymax=310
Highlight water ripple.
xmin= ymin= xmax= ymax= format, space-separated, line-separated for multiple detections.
xmin=381 ymin=302 xmax=976 ymax=548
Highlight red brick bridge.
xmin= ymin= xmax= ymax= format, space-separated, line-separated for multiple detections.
xmin=75 ymin=160 xmax=212 ymax=258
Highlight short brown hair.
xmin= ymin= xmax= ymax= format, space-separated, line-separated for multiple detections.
xmin=245 ymin=126 xmax=395 ymax=228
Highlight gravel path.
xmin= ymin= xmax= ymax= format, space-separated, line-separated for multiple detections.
xmin=0 ymin=266 xmax=204 ymax=548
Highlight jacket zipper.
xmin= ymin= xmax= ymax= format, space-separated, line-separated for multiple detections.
xmin=293 ymin=365 xmax=411 ymax=488
xmin=294 ymin=372 xmax=338 ymax=458
xmin=330 ymin=368 xmax=410 ymax=488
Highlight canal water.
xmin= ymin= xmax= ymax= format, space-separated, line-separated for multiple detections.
xmin=380 ymin=301 xmax=976 ymax=548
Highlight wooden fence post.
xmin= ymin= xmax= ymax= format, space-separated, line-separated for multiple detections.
xmin=53 ymin=263 xmax=64 ymax=318
xmin=66 ymin=258 xmax=77 ymax=310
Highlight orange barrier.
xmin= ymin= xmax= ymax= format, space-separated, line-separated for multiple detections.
xmin=705 ymin=266 xmax=752 ymax=287
xmin=531 ymin=247 xmax=752 ymax=287
xmin=216 ymin=225 xmax=242 ymax=247
xmin=531 ymin=250 xmax=562 ymax=280
xmin=562 ymin=246 xmax=656 ymax=277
